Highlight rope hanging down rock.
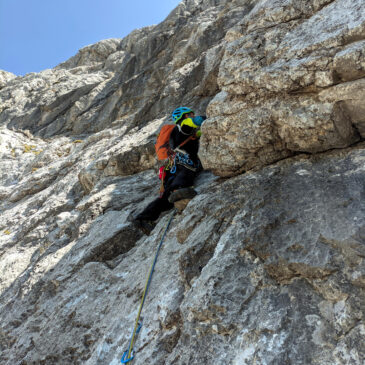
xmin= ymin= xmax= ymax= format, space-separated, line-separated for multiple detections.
xmin=121 ymin=209 xmax=177 ymax=364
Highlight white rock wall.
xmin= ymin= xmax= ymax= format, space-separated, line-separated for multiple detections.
xmin=0 ymin=0 xmax=364 ymax=364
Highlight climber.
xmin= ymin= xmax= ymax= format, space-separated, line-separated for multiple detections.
xmin=133 ymin=107 xmax=206 ymax=235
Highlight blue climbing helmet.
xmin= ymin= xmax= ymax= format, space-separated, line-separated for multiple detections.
xmin=172 ymin=107 xmax=194 ymax=124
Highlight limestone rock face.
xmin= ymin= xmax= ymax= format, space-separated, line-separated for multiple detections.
xmin=56 ymin=39 xmax=122 ymax=70
xmin=0 ymin=0 xmax=245 ymax=138
xmin=0 ymin=0 xmax=364 ymax=364
xmin=199 ymin=0 xmax=365 ymax=175
xmin=0 ymin=70 xmax=16 ymax=89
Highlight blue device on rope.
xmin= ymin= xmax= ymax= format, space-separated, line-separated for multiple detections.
xmin=120 ymin=210 xmax=176 ymax=363
xmin=121 ymin=322 xmax=142 ymax=363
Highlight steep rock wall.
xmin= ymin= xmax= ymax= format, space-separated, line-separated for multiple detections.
xmin=0 ymin=0 xmax=364 ymax=364
xmin=199 ymin=0 xmax=365 ymax=176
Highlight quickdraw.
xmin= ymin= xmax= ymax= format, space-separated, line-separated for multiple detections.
xmin=121 ymin=322 xmax=142 ymax=364
xmin=121 ymin=209 xmax=176 ymax=364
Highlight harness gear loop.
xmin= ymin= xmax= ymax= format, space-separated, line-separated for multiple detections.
xmin=159 ymin=154 xmax=176 ymax=197
xmin=121 ymin=209 xmax=176 ymax=364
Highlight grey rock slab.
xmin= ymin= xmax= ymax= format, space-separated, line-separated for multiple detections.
xmin=0 ymin=69 xmax=112 ymax=137
xmin=0 ymin=0 xmax=365 ymax=364
xmin=319 ymin=78 xmax=365 ymax=138
xmin=2 ymin=145 xmax=364 ymax=364
xmin=56 ymin=39 xmax=122 ymax=70
xmin=166 ymin=147 xmax=365 ymax=365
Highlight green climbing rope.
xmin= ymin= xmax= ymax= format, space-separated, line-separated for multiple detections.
xmin=121 ymin=209 xmax=177 ymax=363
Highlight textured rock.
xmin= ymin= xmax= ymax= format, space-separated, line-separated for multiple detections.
xmin=0 ymin=0 xmax=364 ymax=364
xmin=199 ymin=0 xmax=365 ymax=175
xmin=0 ymin=0 xmax=247 ymax=140
xmin=1 ymin=143 xmax=364 ymax=364
xmin=56 ymin=39 xmax=121 ymax=70
xmin=0 ymin=70 xmax=16 ymax=89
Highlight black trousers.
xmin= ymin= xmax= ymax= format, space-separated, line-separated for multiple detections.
xmin=136 ymin=165 xmax=197 ymax=221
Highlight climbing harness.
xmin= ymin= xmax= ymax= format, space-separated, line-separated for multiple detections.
xmin=158 ymin=133 xmax=195 ymax=196
xmin=159 ymin=150 xmax=200 ymax=196
xmin=159 ymin=149 xmax=200 ymax=197
xmin=174 ymin=152 xmax=200 ymax=172
xmin=121 ymin=209 xmax=177 ymax=364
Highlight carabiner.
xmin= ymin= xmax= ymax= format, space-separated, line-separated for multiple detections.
xmin=121 ymin=322 xmax=142 ymax=363
xmin=121 ymin=349 xmax=134 ymax=364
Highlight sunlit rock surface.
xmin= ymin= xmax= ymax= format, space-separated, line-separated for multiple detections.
xmin=0 ymin=70 xmax=16 ymax=89
xmin=0 ymin=0 xmax=364 ymax=364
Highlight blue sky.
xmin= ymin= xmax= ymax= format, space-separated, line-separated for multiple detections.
xmin=0 ymin=0 xmax=181 ymax=76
